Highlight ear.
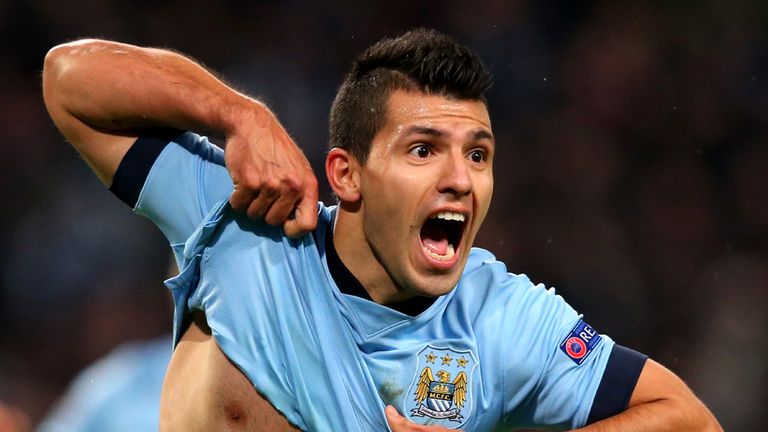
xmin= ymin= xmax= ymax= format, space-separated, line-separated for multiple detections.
xmin=325 ymin=148 xmax=361 ymax=202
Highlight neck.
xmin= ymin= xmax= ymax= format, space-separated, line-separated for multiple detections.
xmin=333 ymin=208 xmax=412 ymax=305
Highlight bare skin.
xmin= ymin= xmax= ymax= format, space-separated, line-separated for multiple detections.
xmin=161 ymin=312 xmax=299 ymax=431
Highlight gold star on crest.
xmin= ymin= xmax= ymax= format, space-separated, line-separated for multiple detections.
xmin=441 ymin=353 xmax=453 ymax=365
xmin=457 ymin=356 xmax=469 ymax=368
xmin=425 ymin=352 xmax=437 ymax=364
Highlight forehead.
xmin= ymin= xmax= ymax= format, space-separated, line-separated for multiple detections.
xmin=381 ymin=90 xmax=492 ymax=136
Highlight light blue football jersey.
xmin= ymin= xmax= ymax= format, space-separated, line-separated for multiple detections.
xmin=128 ymin=132 xmax=619 ymax=431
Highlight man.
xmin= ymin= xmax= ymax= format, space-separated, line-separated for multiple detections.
xmin=43 ymin=29 xmax=721 ymax=431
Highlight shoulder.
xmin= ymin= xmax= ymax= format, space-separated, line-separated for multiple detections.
xmin=190 ymin=200 xmax=334 ymax=257
xmin=459 ymin=247 xmax=546 ymax=300
xmin=112 ymin=130 xmax=225 ymax=206
xmin=160 ymin=130 xmax=225 ymax=164
xmin=456 ymin=247 xmax=577 ymax=329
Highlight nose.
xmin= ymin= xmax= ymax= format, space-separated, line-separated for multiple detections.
xmin=436 ymin=151 xmax=472 ymax=197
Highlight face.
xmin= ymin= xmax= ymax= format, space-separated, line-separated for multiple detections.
xmin=353 ymin=90 xmax=494 ymax=300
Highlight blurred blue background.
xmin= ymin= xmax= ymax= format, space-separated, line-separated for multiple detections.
xmin=0 ymin=1 xmax=766 ymax=430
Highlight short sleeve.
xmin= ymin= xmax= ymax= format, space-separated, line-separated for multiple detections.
xmin=521 ymin=314 xmax=615 ymax=428
xmin=494 ymin=277 xmax=615 ymax=429
xmin=109 ymin=131 xmax=232 ymax=246
xmin=586 ymin=344 xmax=647 ymax=424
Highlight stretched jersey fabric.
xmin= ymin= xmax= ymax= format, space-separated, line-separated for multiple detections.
xmin=112 ymin=131 xmax=646 ymax=431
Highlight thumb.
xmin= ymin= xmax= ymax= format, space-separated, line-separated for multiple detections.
xmin=385 ymin=405 xmax=411 ymax=431
xmin=283 ymin=173 xmax=318 ymax=238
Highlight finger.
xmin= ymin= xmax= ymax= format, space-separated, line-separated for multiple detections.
xmin=229 ymin=161 xmax=274 ymax=213
xmin=245 ymin=186 xmax=279 ymax=220
xmin=262 ymin=170 xmax=305 ymax=225
xmin=385 ymin=405 xmax=409 ymax=431
xmin=264 ymin=191 xmax=302 ymax=226
xmin=283 ymin=172 xmax=318 ymax=238
xmin=385 ymin=405 xmax=460 ymax=432
xmin=229 ymin=181 xmax=259 ymax=212
xmin=225 ymin=148 xmax=253 ymax=211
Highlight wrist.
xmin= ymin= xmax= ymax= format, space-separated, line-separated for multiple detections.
xmin=219 ymin=96 xmax=273 ymax=141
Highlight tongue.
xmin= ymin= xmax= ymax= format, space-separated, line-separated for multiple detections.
xmin=421 ymin=222 xmax=450 ymax=255
xmin=423 ymin=237 xmax=449 ymax=255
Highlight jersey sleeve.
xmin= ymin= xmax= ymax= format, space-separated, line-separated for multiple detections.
xmin=109 ymin=130 xmax=233 ymax=248
xmin=491 ymin=271 xmax=645 ymax=428
xmin=586 ymin=344 xmax=647 ymax=423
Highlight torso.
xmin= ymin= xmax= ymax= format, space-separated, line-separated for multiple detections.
xmin=159 ymin=311 xmax=300 ymax=432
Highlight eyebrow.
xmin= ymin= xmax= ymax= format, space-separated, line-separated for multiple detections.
xmin=403 ymin=125 xmax=494 ymax=143
xmin=472 ymin=129 xmax=494 ymax=142
xmin=404 ymin=125 xmax=448 ymax=138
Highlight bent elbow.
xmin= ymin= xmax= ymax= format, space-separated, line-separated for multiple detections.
xmin=43 ymin=44 xmax=66 ymax=100
xmin=43 ymin=39 xmax=100 ymax=96
xmin=43 ymin=42 xmax=78 ymax=111
xmin=43 ymin=39 xmax=113 ymax=126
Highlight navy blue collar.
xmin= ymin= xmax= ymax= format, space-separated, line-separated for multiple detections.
xmin=325 ymin=229 xmax=437 ymax=316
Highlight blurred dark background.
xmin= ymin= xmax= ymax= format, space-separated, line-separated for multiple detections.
xmin=1 ymin=0 xmax=766 ymax=430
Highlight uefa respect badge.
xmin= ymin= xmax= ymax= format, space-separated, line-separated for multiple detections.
xmin=559 ymin=319 xmax=602 ymax=365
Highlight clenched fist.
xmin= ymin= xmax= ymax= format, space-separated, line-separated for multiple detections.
xmin=225 ymin=104 xmax=318 ymax=238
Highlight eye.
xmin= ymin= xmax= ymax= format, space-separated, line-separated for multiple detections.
xmin=409 ymin=144 xmax=431 ymax=159
xmin=468 ymin=149 xmax=486 ymax=163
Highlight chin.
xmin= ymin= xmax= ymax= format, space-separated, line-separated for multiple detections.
xmin=412 ymin=272 xmax=462 ymax=298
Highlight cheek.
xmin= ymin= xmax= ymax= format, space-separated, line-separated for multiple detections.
xmin=369 ymin=169 xmax=429 ymax=205
xmin=362 ymin=174 xmax=409 ymax=224
xmin=474 ymin=175 xmax=494 ymax=211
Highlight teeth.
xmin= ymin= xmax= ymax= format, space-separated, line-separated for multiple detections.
xmin=433 ymin=211 xmax=465 ymax=222
xmin=423 ymin=244 xmax=455 ymax=261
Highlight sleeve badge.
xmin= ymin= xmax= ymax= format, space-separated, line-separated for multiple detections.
xmin=559 ymin=319 xmax=602 ymax=365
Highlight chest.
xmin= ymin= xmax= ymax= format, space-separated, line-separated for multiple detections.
xmin=195 ymin=231 xmax=509 ymax=430
xmin=372 ymin=341 xmax=492 ymax=429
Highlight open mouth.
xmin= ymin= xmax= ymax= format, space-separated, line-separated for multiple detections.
xmin=419 ymin=211 xmax=467 ymax=262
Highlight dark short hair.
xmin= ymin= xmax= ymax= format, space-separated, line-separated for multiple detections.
xmin=328 ymin=28 xmax=492 ymax=164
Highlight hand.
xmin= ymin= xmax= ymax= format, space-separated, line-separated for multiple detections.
xmin=225 ymin=105 xmax=318 ymax=238
xmin=385 ymin=405 xmax=463 ymax=432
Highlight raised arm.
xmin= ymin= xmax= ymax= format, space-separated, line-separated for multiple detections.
xmin=42 ymin=39 xmax=317 ymax=236
xmin=572 ymin=359 xmax=722 ymax=432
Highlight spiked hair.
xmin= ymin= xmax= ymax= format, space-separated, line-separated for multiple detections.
xmin=328 ymin=28 xmax=492 ymax=163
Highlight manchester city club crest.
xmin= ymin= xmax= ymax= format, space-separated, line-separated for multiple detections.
xmin=405 ymin=345 xmax=477 ymax=428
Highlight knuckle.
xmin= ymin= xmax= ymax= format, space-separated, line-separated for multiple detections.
xmin=282 ymin=185 xmax=302 ymax=201
xmin=283 ymin=173 xmax=304 ymax=191
xmin=246 ymin=204 xmax=264 ymax=219
xmin=262 ymin=176 xmax=281 ymax=193
xmin=229 ymin=193 xmax=248 ymax=211
xmin=239 ymin=172 xmax=261 ymax=189
xmin=264 ymin=211 xmax=284 ymax=226
xmin=306 ymin=174 xmax=318 ymax=188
